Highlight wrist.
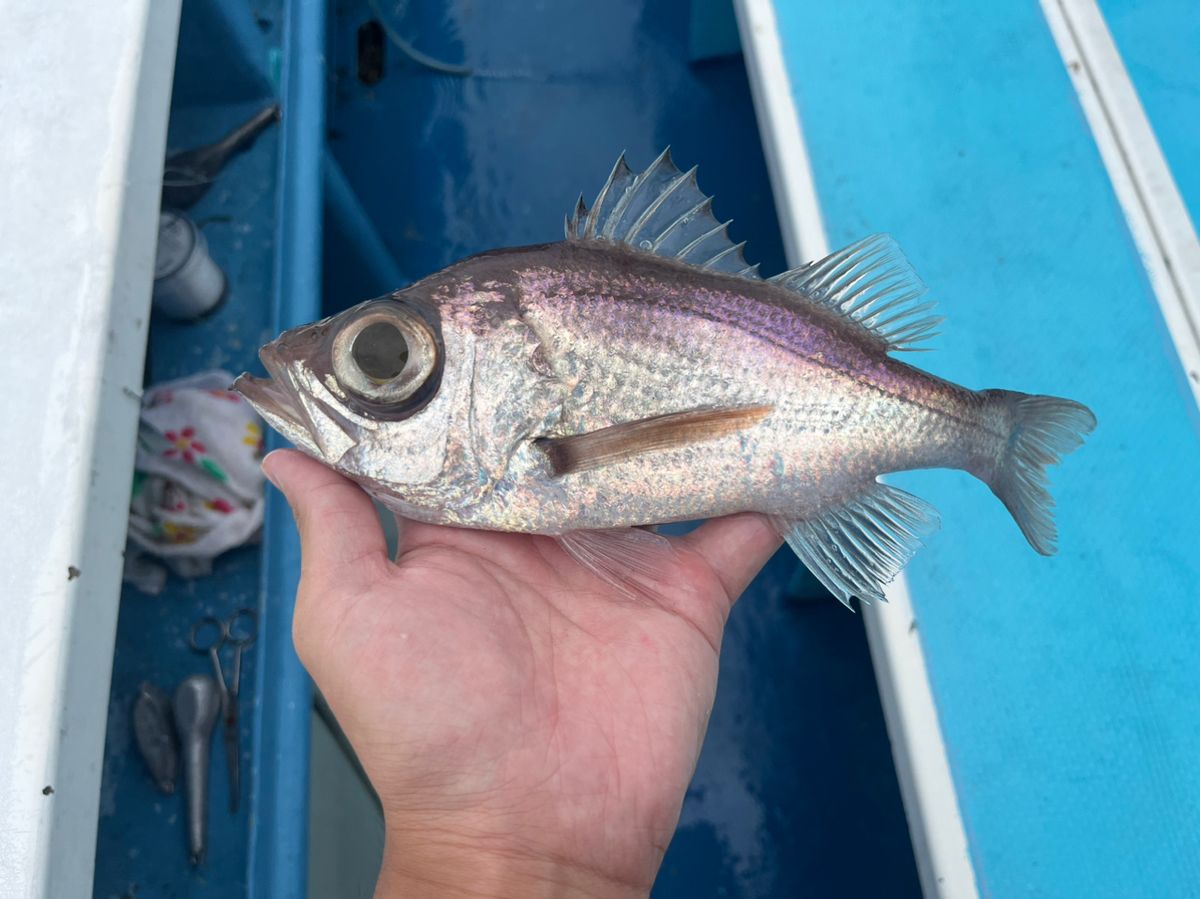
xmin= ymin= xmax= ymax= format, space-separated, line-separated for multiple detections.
xmin=373 ymin=822 xmax=651 ymax=899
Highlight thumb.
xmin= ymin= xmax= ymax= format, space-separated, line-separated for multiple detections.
xmin=261 ymin=448 xmax=389 ymax=591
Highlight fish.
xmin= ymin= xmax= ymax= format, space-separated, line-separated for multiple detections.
xmin=235 ymin=150 xmax=1096 ymax=605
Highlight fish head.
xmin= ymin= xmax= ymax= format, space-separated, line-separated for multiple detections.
xmin=235 ymin=281 xmax=561 ymax=520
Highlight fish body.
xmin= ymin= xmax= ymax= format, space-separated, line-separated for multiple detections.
xmin=237 ymin=151 xmax=1095 ymax=604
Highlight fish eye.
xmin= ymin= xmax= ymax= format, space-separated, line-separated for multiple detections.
xmin=352 ymin=321 xmax=409 ymax=382
xmin=331 ymin=301 xmax=441 ymax=413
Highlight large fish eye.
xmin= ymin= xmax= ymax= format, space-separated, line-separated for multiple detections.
xmin=352 ymin=322 xmax=409 ymax=381
xmin=331 ymin=301 xmax=441 ymax=414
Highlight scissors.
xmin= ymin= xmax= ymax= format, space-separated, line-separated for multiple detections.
xmin=190 ymin=608 xmax=257 ymax=812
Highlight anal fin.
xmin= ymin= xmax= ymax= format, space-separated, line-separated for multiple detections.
xmin=558 ymin=527 xmax=679 ymax=600
xmin=774 ymin=481 xmax=940 ymax=607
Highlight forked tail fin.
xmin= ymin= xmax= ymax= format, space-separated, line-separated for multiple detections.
xmin=979 ymin=391 xmax=1097 ymax=555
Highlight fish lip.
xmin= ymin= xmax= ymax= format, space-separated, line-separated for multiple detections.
xmin=233 ymin=344 xmax=320 ymax=456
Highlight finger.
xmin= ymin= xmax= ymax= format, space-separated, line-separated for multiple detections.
xmin=261 ymin=449 xmax=389 ymax=589
xmin=391 ymin=515 xmax=458 ymax=559
xmin=390 ymin=513 xmax=517 ymax=561
xmin=681 ymin=513 xmax=783 ymax=602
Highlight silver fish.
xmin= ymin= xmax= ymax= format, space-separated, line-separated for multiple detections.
xmin=235 ymin=150 xmax=1096 ymax=604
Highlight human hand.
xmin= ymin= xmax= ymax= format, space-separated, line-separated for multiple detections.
xmin=263 ymin=448 xmax=781 ymax=898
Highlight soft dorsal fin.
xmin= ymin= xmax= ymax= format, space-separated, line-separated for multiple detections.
xmin=770 ymin=235 xmax=942 ymax=352
xmin=565 ymin=149 xmax=761 ymax=279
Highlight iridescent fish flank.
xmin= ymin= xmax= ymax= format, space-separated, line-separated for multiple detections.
xmin=236 ymin=150 xmax=1096 ymax=605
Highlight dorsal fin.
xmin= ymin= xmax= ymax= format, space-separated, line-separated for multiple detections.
xmin=770 ymin=235 xmax=942 ymax=352
xmin=564 ymin=156 xmax=938 ymax=350
xmin=566 ymin=149 xmax=761 ymax=279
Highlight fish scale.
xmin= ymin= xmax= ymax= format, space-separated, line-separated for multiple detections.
xmin=236 ymin=150 xmax=1095 ymax=606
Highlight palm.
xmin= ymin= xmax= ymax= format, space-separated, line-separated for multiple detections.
xmin=270 ymin=450 xmax=780 ymax=893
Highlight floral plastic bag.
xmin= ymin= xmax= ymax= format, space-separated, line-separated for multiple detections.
xmin=126 ymin=370 xmax=264 ymax=590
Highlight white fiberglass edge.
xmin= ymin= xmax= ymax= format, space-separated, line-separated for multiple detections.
xmin=1040 ymin=0 xmax=1200 ymax=409
xmin=731 ymin=2 xmax=980 ymax=897
xmin=0 ymin=1 xmax=180 ymax=895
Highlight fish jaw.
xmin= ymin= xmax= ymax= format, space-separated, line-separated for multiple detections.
xmin=233 ymin=343 xmax=322 ymax=458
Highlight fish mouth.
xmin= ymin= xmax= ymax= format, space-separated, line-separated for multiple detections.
xmin=233 ymin=344 xmax=321 ymax=457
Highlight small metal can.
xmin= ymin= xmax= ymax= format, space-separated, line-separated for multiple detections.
xmin=152 ymin=211 xmax=226 ymax=320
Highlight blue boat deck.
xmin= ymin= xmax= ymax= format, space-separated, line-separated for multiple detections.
xmin=755 ymin=0 xmax=1200 ymax=895
xmin=329 ymin=2 xmax=924 ymax=896
xmin=94 ymin=1 xmax=922 ymax=896
xmin=95 ymin=9 xmax=284 ymax=897
xmin=1102 ymin=0 xmax=1200 ymax=228
xmin=91 ymin=1 xmax=1200 ymax=895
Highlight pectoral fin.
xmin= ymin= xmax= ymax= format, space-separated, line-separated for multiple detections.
xmin=535 ymin=405 xmax=772 ymax=476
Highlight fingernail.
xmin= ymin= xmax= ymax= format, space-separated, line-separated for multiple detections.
xmin=261 ymin=451 xmax=282 ymax=490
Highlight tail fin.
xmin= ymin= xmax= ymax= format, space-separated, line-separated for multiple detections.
xmin=980 ymin=391 xmax=1096 ymax=555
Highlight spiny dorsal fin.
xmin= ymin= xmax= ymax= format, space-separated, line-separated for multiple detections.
xmin=536 ymin=405 xmax=773 ymax=476
xmin=770 ymin=235 xmax=942 ymax=352
xmin=773 ymin=481 xmax=940 ymax=608
xmin=565 ymin=149 xmax=761 ymax=279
